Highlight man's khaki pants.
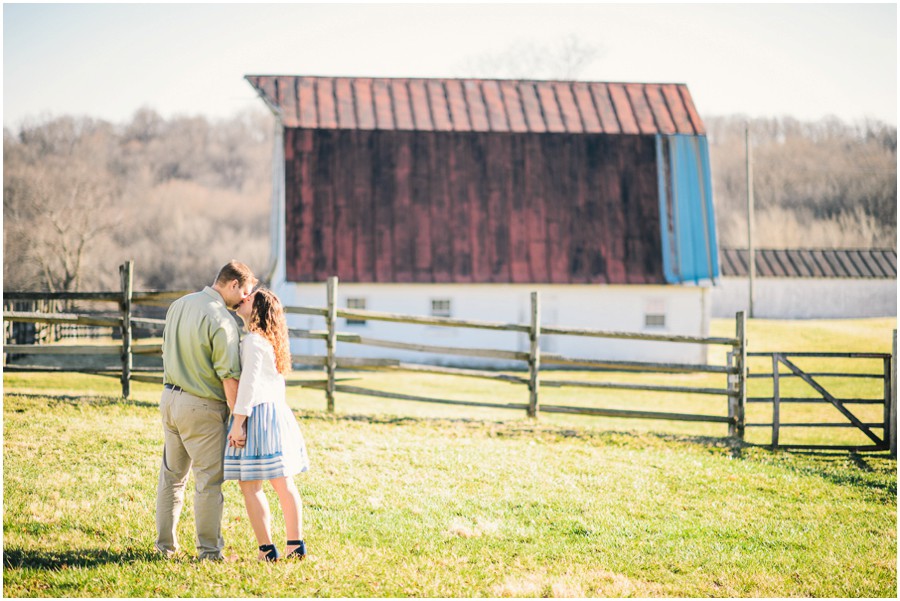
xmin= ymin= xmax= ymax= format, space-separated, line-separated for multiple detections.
xmin=155 ymin=387 xmax=228 ymax=560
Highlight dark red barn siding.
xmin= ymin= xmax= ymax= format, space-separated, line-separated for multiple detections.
xmin=247 ymin=75 xmax=711 ymax=285
xmin=283 ymin=130 xmax=663 ymax=284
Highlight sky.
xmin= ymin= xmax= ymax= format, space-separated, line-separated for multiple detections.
xmin=2 ymin=2 xmax=897 ymax=129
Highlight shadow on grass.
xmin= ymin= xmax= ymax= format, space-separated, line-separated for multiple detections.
xmin=817 ymin=454 xmax=892 ymax=493
xmin=654 ymin=434 xmax=897 ymax=496
xmin=299 ymin=408 xmax=740 ymax=449
xmin=4 ymin=392 xmax=157 ymax=410
xmin=737 ymin=447 xmax=897 ymax=498
xmin=3 ymin=547 xmax=159 ymax=570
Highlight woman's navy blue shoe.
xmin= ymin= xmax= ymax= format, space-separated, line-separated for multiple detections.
xmin=258 ymin=544 xmax=280 ymax=562
xmin=286 ymin=539 xmax=306 ymax=560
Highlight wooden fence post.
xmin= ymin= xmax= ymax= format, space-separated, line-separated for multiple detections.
xmin=772 ymin=353 xmax=781 ymax=449
xmin=527 ymin=291 xmax=541 ymax=419
xmin=727 ymin=350 xmax=736 ymax=438
xmin=883 ymin=353 xmax=891 ymax=452
xmin=734 ymin=311 xmax=747 ymax=442
xmin=119 ymin=261 xmax=134 ymax=399
xmin=890 ymin=329 xmax=897 ymax=457
xmin=325 ymin=276 xmax=338 ymax=413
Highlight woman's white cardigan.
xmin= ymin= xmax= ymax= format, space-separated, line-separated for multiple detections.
xmin=233 ymin=332 xmax=285 ymax=417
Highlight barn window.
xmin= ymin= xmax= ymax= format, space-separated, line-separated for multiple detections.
xmin=645 ymin=313 xmax=666 ymax=328
xmin=431 ymin=299 xmax=452 ymax=318
xmin=345 ymin=297 xmax=367 ymax=326
xmin=644 ymin=299 xmax=666 ymax=329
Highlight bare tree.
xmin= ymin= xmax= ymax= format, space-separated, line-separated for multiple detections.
xmin=4 ymin=153 xmax=120 ymax=291
xmin=457 ymin=33 xmax=603 ymax=80
xmin=707 ymin=115 xmax=896 ymax=249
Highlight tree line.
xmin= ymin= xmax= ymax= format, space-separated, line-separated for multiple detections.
xmin=706 ymin=115 xmax=896 ymax=250
xmin=3 ymin=108 xmax=896 ymax=292
xmin=4 ymin=109 xmax=274 ymax=292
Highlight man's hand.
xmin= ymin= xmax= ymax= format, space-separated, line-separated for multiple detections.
xmin=228 ymin=415 xmax=247 ymax=448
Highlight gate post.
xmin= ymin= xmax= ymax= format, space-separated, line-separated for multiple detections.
xmin=727 ymin=350 xmax=737 ymax=438
xmin=772 ymin=353 xmax=781 ymax=449
xmin=119 ymin=261 xmax=134 ymax=399
xmin=325 ymin=276 xmax=338 ymax=413
xmin=890 ymin=329 xmax=896 ymax=457
xmin=527 ymin=291 xmax=541 ymax=419
xmin=734 ymin=311 xmax=747 ymax=442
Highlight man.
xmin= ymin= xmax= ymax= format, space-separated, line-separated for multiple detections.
xmin=155 ymin=260 xmax=257 ymax=560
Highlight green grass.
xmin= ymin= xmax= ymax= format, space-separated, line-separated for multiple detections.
xmin=3 ymin=317 xmax=897 ymax=596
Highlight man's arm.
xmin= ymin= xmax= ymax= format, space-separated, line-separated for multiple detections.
xmin=223 ymin=377 xmax=239 ymax=413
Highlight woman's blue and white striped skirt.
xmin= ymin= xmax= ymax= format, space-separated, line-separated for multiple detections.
xmin=224 ymin=400 xmax=309 ymax=481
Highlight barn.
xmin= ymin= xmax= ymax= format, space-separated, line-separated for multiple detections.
xmin=246 ymin=75 xmax=720 ymax=366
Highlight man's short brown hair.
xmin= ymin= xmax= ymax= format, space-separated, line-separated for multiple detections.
xmin=215 ymin=260 xmax=257 ymax=288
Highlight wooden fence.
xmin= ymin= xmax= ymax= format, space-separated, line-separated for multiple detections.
xmin=288 ymin=277 xmax=748 ymax=432
xmin=2 ymin=262 xmax=182 ymax=398
xmin=3 ymin=298 xmax=65 ymax=346
xmin=3 ymin=266 xmax=897 ymax=454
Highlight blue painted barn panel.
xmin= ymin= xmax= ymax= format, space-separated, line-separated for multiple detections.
xmin=656 ymin=135 xmax=720 ymax=284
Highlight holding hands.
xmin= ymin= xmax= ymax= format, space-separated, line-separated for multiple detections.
xmin=228 ymin=415 xmax=247 ymax=449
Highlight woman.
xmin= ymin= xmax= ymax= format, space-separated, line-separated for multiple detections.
xmin=225 ymin=287 xmax=309 ymax=561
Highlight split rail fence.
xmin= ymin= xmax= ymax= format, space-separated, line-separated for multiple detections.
xmin=290 ymin=277 xmax=748 ymax=434
xmin=3 ymin=264 xmax=896 ymax=455
xmin=2 ymin=262 xmax=179 ymax=398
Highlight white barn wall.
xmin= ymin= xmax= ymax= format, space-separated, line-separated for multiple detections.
xmin=711 ymin=277 xmax=897 ymax=319
xmin=273 ymin=282 xmax=714 ymax=368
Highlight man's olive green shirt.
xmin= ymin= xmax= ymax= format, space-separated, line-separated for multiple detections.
xmin=162 ymin=286 xmax=242 ymax=402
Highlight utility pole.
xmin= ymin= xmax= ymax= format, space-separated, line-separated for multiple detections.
xmin=745 ymin=125 xmax=755 ymax=318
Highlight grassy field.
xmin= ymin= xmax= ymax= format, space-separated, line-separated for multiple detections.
xmin=2 ymin=317 xmax=897 ymax=597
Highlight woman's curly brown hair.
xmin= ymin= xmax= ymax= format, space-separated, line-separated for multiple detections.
xmin=247 ymin=288 xmax=292 ymax=375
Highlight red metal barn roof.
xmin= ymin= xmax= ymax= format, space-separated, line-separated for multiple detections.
xmin=246 ymin=75 xmax=714 ymax=285
xmin=246 ymin=75 xmax=705 ymax=135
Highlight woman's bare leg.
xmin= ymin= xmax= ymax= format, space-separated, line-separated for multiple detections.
xmin=270 ymin=476 xmax=303 ymax=553
xmin=238 ymin=479 xmax=274 ymax=559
